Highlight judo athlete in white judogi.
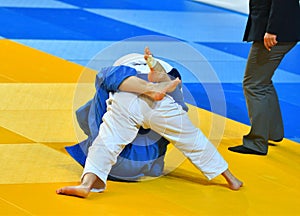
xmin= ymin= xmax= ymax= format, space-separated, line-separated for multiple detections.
xmin=57 ymin=49 xmax=243 ymax=198
xmin=65 ymin=54 xmax=188 ymax=181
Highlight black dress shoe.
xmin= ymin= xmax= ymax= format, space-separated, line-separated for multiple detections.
xmin=228 ymin=145 xmax=267 ymax=155
xmin=270 ymin=138 xmax=283 ymax=142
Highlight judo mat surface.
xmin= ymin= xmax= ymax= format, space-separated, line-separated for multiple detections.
xmin=1 ymin=39 xmax=300 ymax=215
xmin=1 ymin=0 xmax=300 ymax=215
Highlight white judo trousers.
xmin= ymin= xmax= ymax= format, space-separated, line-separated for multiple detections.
xmin=83 ymin=92 xmax=228 ymax=191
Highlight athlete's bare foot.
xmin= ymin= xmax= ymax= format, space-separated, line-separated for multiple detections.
xmin=144 ymin=47 xmax=170 ymax=82
xmin=222 ymin=169 xmax=243 ymax=190
xmin=145 ymin=78 xmax=181 ymax=101
xmin=56 ymin=185 xmax=90 ymax=198
xmin=56 ymin=173 xmax=105 ymax=198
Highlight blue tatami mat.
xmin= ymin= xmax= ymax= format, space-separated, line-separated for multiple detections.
xmin=1 ymin=0 xmax=299 ymax=142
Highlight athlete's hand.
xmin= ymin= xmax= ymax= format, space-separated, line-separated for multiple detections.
xmin=264 ymin=33 xmax=278 ymax=51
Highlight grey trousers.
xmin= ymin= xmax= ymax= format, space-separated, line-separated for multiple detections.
xmin=243 ymin=41 xmax=297 ymax=154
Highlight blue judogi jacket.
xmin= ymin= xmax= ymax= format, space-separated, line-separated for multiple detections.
xmin=65 ymin=65 xmax=187 ymax=181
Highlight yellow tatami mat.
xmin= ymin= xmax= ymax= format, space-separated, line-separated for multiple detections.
xmin=1 ymin=39 xmax=299 ymax=215
xmin=0 ymin=39 xmax=83 ymax=83
xmin=0 ymin=143 xmax=82 ymax=184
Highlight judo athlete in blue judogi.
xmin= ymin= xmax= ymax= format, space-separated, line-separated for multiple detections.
xmin=65 ymin=54 xmax=187 ymax=181
xmin=57 ymin=50 xmax=243 ymax=198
